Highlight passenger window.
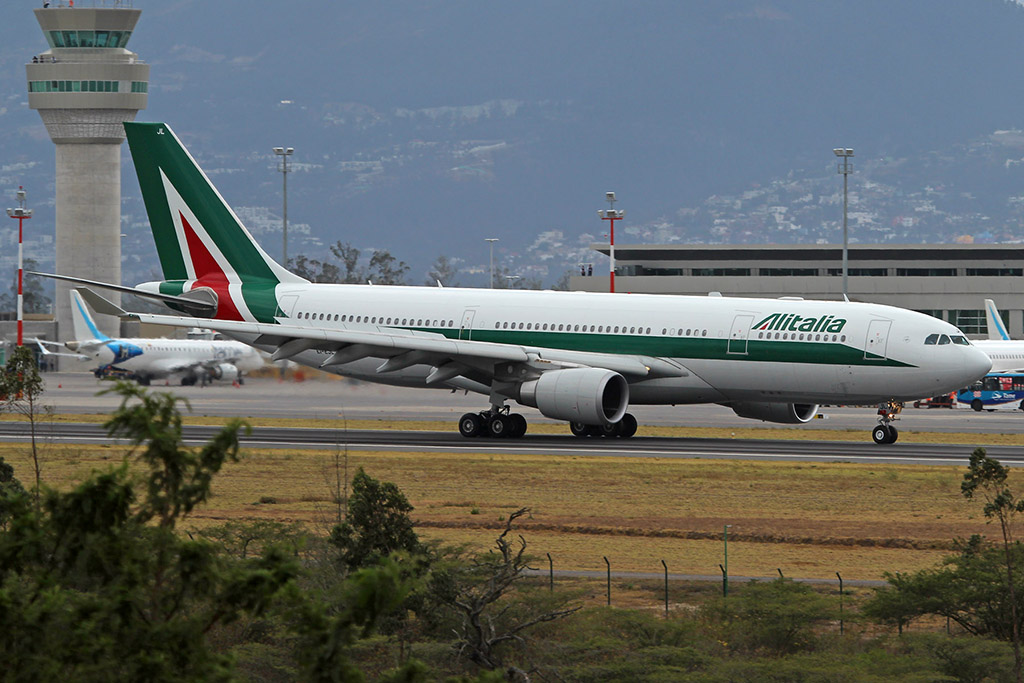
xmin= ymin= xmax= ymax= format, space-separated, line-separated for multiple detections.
xmin=702 ymin=330 xmax=708 ymax=337
xmin=938 ymin=334 xmax=951 ymax=345
xmin=630 ymin=327 xmax=635 ymax=334
xmin=614 ymin=326 xmax=620 ymax=333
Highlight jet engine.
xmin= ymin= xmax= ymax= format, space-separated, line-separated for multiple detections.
xmin=208 ymin=363 xmax=240 ymax=382
xmin=517 ymin=368 xmax=629 ymax=426
xmin=729 ymin=402 xmax=819 ymax=424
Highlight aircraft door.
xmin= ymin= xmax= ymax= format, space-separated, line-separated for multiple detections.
xmin=864 ymin=319 xmax=892 ymax=360
xmin=728 ymin=314 xmax=754 ymax=354
xmin=459 ymin=308 xmax=477 ymax=340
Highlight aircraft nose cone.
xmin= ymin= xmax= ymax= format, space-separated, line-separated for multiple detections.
xmin=967 ymin=347 xmax=992 ymax=379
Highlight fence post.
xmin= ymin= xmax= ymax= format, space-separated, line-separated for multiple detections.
xmin=603 ymin=556 xmax=611 ymax=606
xmin=661 ymin=559 xmax=668 ymax=617
xmin=719 ymin=563 xmax=727 ymax=597
xmin=836 ymin=572 xmax=844 ymax=636
xmin=547 ymin=553 xmax=553 ymax=592
xmin=777 ymin=568 xmax=784 ymax=579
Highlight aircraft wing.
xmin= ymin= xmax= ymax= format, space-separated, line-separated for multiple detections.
xmin=121 ymin=310 xmax=688 ymax=385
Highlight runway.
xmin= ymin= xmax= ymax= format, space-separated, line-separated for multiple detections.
xmin=12 ymin=372 xmax=1023 ymax=465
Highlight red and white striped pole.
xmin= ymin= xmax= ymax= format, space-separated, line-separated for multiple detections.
xmin=7 ymin=187 xmax=32 ymax=347
xmin=598 ymin=191 xmax=624 ymax=294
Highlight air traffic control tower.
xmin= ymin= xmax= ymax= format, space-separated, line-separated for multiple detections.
xmin=26 ymin=3 xmax=148 ymax=342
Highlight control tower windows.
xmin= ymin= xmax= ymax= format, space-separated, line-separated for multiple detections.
xmin=47 ymin=30 xmax=131 ymax=49
xmin=29 ymin=80 xmax=145 ymax=94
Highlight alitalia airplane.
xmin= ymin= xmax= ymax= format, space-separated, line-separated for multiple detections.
xmin=40 ymin=122 xmax=991 ymax=444
xmin=38 ymin=289 xmax=264 ymax=385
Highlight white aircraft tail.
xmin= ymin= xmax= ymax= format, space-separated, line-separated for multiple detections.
xmin=70 ymin=289 xmax=110 ymax=342
xmin=985 ymin=298 xmax=1011 ymax=340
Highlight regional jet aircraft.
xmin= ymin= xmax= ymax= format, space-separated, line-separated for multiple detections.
xmin=973 ymin=299 xmax=1024 ymax=372
xmin=37 ymin=123 xmax=992 ymax=444
xmin=39 ymin=289 xmax=264 ymax=385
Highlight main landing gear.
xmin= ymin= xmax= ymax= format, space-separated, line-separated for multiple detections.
xmin=872 ymin=400 xmax=903 ymax=444
xmin=458 ymin=407 xmax=528 ymax=439
xmin=569 ymin=413 xmax=638 ymax=439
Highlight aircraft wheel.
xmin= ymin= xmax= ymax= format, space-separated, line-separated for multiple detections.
xmin=510 ymin=414 xmax=528 ymax=438
xmin=599 ymin=422 xmax=622 ymax=438
xmin=488 ymin=414 xmax=512 ymax=438
xmin=570 ymin=421 xmax=596 ymax=437
xmin=887 ymin=426 xmax=899 ymax=444
xmin=971 ymin=399 xmax=983 ymax=412
xmin=872 ymin=425 xmax=890 ymax=445
xmin=618 ymin=413 xmax=638 ymax=439
xmin=137 ymin=376 xmax=151 ymax=386
xmin=458 ymin=413 xmax=485 ymax=438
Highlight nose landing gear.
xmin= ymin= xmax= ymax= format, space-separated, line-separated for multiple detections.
xmin=872 ymin=400 xmax=903 ymax=444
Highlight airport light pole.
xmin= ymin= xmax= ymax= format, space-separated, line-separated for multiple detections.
xmin=6 ymin=187 xmax=32 ymax=347
xmin=598 ymin=191 xmax=625 ymax=293
xmin=833 ymin=148 xmax=854 ymax=299
xmin=273 ymin=146 xmax=294 ymax=267
xmin=485 ymin=238 xmax=499 ymax=288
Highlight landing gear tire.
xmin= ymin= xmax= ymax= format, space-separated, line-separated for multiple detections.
xmin=570 ymin=421 xmax=597 ymax=437
xmin=872 ymin=424 xmax=898 ymax=445
xmin=459 ymin=413 xmax=485 ymax=438
xmin=972 ymin=399 xmax=983 ymax=412
xmin=488 ymin=414 xmax=512 ymax=438
xmin=599 ymin=422 xmax=622 ymax=438
xmin=618 ymin=413 xmax=638 ymax=439
xmin=137 ymin=376 xmax=151 ymax=386
xmin=510 ymin=413 xmax=528 ymax=438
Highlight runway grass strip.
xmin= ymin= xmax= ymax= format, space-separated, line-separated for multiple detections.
xmin=0 ymin=442 xmax=1002 ymax=581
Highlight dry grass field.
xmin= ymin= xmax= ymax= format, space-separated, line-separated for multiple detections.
xmin=1 ymin=435 xmax=1004 ymax=583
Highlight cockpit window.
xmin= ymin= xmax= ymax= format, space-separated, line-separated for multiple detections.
xmin=950 ymin=335 xmax=970 ymax=346
xmin=924 ymin=334 xmax=939 ymax=345
xmin=937 ymin=334 xmax=951 ymax=345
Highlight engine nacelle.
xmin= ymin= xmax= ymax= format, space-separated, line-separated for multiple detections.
xmin=208 ymin=363 xmax=240 ymax=382
xmin=518 ymin=368 xmax=629 ymax=426
xmin=729 ymin=402 xmax=819 ymax=424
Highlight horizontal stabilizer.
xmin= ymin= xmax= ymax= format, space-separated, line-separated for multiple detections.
xmin=30 ymin=271 xmax=218 ymax=316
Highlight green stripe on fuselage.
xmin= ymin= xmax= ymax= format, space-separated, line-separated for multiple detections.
xmin=325 ymin=325 xmax=914 ymax=368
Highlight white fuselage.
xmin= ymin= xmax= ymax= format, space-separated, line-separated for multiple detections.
xmin=80 ymin=337 xmax=264 ymax=379
xmin=221 ymin=285 xmax=991 ymax=405
xmin=973 ymin=339 xmax=1024 ymax=373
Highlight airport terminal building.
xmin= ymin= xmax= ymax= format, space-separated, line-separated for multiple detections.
xmin=569 ymin=243 xmax=1024 ymax=338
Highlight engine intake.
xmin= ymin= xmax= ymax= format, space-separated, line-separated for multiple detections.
xmin=729 ymin=402 xmax=819 ymax=424
xmin=518 ymin=368 xmax=629 ymax=426
xmin=208 ymin=363 xmax=240 ymax=382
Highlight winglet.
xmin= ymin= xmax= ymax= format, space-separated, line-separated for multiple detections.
xmin=985 ymin=299 xmax=1011 ymax=340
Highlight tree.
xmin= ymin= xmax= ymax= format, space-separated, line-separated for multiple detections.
xmin=0 ymin=258 xmax=52 ymax=314
xmin=329 ymin=241 xmax=366 ymax=284
xmin=290 ymin=253 xmax=341 ymax=283
xmin=0 ymin=344 xmax=50 ymax=502
xmin=329 ymin=467 xmax=425 ymax=572
xmin=426 ymin=254 xmax=460 ymax=287
xmin=701 ymin=578 xmax=836 ymax=656
xmin=367 ymin=249 xmax=410 ymax=285
xmin=0 ymin=381 xmax=300 ymax=681
xmin=0 ymin=457 xmax=25 ymax=529
xmin=963 ymin=447 xmax=1024 ymax=682
xmin=429 ymin=508 xmax=579 ymax=675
